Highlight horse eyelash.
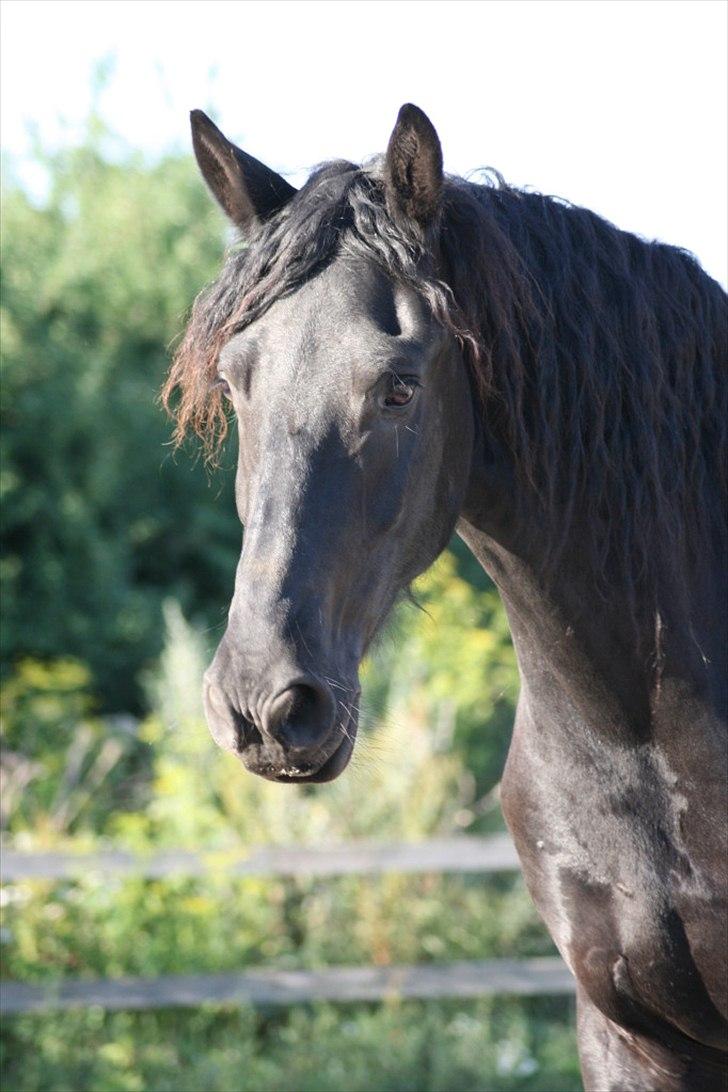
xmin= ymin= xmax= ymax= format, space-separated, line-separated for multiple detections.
xmin=389 ymin=373 xmax=422 ymax=387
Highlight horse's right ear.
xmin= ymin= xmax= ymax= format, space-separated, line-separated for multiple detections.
xmin=190 ymin=110 xmax=297 ymax=232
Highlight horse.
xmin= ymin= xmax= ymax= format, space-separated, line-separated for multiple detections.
xmin=164 ymin=104 xmax=727 ymax=1091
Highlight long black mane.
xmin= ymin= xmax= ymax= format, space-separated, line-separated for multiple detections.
xmin=165 ymin=159 xmax=728 ymax=624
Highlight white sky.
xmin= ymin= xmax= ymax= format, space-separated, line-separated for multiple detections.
xmin=2 ymin=0 xmax=726 ymax=285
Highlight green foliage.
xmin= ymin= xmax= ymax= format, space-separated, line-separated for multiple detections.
xmin=112 ymin=598 xmax=492 ymax=848
xmin=0 ymin=623 xmax=529 ymax=1009
xmin=1 ymin=131 xmax=240 ymax=710
xmin=374 ymin=551 xmax=519 ymax=802
xmin=1 ymin=999 xmax=581 ymax=1092
xmin=2 ymin=869 xmax=554 ymax=983
xmin=0 ymin=607 xmax=577 ymax=1091
xmin=0 ymin=658 xmax=143 ymax=836
xmin=0 ymin=557 xmax=518 ymax=846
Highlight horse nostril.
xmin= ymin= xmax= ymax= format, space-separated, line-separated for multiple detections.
xmin=264 ymin=680 xmax=335 ymax=752
xmin=203 ymin=677 xmax=260 ymax=753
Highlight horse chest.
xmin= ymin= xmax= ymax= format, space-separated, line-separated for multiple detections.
xmin=501 ymin=715 xmax=728 ymax=1047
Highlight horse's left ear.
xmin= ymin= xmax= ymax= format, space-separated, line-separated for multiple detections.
xmin=190 ymin=109 xmax=297 ymax=231
xmin=384 ymin=104 xmax=443 ymax=229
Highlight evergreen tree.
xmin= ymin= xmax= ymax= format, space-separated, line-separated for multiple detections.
xmin=1 ymin=133 xmax=241 ymax=709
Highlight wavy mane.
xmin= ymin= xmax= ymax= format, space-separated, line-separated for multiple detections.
xmin=164 ymin=159 xmax=728 ymax=618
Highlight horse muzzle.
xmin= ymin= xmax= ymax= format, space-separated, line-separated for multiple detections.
xmin=203 ymin=671 xmax=359 ymax=783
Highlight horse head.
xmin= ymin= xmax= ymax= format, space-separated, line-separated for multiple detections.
xmin=174 ymin=107 xmax=475 ymax=781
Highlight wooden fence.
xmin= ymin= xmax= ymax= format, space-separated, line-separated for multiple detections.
xmin=0 ymin=835 xmax=573 ymax=1014
xmin=1 ymin=834 xmax=520 ymax=882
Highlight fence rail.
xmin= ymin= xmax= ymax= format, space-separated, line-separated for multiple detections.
xmin=1 ymin=834 xmax=575 ymax=1017
xmin=0 ymin=834 xmax=520 ymax=882
xmin=0 ymin=958 xmax=573 ymax=1015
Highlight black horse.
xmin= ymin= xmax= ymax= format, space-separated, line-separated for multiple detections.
xmin=165 ymin=105 xmax=727 ymax=1090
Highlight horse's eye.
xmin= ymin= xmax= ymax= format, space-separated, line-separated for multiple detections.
xmin=216 ymin=377 xmax=232 ymax=399
xmin=383 ymin=376 xmax=418 ymax=408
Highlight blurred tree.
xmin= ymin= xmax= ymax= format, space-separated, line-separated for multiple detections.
xmin=365 ymin=552 xmax=518 ymax=802
xmin=1 ymin=128 xmax=242 ymax=709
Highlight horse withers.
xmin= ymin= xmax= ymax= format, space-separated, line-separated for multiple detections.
xmin=165 ymin=105 xmax=728 ymax=1090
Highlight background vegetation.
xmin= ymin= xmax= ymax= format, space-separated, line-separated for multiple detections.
xmin=0 ymin=121 xmax=578 ymax=1090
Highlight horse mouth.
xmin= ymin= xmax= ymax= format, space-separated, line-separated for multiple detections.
xmin=203 ymin=673 xmax=360 ymax=784
xmin=242 ymin=728 xmax=356 ymax=784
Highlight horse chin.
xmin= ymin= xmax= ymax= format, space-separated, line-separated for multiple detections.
xmin=272 ymin=734 xmax=356 ymax=783
xmin=240 ymin=726 xmax=357 ymax=784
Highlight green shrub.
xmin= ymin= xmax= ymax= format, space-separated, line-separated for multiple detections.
xmin=0 ymin=602 xmax=579 ymax=1092
xmin=1 ymin=133 xmax=240 ymax=711
xmin=0 ymin=659 xmax=143 ymax=837
xmin=1 ymin=999 xmax=580 ymax=1092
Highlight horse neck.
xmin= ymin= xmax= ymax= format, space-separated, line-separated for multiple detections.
xmin=457 ymin=515 xmax=726 ymax=747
